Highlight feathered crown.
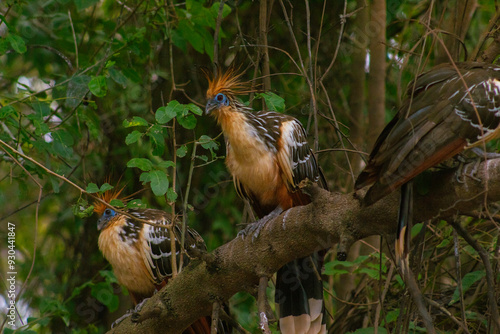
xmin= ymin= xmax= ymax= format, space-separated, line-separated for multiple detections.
xmin=92 ymin=183 xmax=127 ymax=216
xmin=202 ymin=66 xmax=253 ymax=99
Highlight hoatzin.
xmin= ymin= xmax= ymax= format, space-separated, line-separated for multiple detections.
xmin=94 ymin=188 xmax=211 ymax=333
xmin=204 ymin=68 xmax=328 ymax=334
xmin=355 ymin=62 xmax=500 ymax=266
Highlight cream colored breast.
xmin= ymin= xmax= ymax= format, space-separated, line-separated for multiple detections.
xmin=98 ymin=224 xmax=155 ymax=296
xmin=222 ymin=115 xmax=281 ymax=205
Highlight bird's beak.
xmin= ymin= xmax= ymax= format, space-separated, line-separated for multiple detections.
xmin=97 ymin=216 xmax=107 ymax=231
xmin=205 ymin=99 xmax=217 ymax=115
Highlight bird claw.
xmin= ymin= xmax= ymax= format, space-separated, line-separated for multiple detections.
xmin=111 ymin=309 xmax=133 ymax=328
xmin=237 ymin=207 xmax=283 ymax=242
xmin=237 ymin=218 xmax=270 ymax=242
xmin=111 ymin=297 xmax=150 ymax=327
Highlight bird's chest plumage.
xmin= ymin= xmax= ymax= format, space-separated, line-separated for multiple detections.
xmin=220 ymin=112 xmax=282 ymax=205
xmin=98 ymin=221 xmax=154 ymax=296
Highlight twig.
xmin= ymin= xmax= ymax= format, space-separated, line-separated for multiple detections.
xmin=453 ymin=227 xmax=468 ymax=331
xmin=0 ymin=145 xmax=41 ymax=330
xmin=0 ymin=139 xmax=165 ymax=228
xmin=449 ymin=220 xmax=500 ymax=332
xmin=68 ymin=9 xmax=78 ymax=70
xmin=425 ymin=297 xmax=471 ymax=334
xmin=402 ymin=263 xmax=436 ymax=334
xmin=180 ymin=139 xmax=198 ymax=271
xmin=258 ymin=276 xmax=271 ymax=334
xmin=169 ymin=117 xmax=178 ymax=277
xmin=373 ymin=261 xmax=395 ymax=330
xmin=213 ymin=0 xmax=226 ymax=65
xmin=211 ymin=301 xmax=221 ymax=333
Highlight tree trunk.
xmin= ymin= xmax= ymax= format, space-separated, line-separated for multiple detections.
xmin=367 ymin=0 xmax=386 ymax=149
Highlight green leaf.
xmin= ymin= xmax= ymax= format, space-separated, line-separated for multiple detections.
xmin=186 ymin=103 xmax=203 ymax=116
xmin=75 ymin=0 xmax=99 ymax=11
xmin=88 ymin=75 xmax=108 ymax=97
xmin=177 ymin=113 xmax=197 ymax=129
xmin=127 ymin=158 xmax=153 ymax=171
xmin=99 ymin=183 xmax=114 ymax=193
xmin=91 ymin=282 xmax=119 ymax=312
xmin=66 ymin=75 xmax=91 ymax=108
xmin=109 ymin=199 xmax=124 ymax=207
xmin=149 ymin=170 xmax=169 ymax=196
xmin=99 ymin=270 xmax=118 ymax=284
xmin=0 ymin=105 xmax=16 ymax=119
xmin=125 ymin=130 xmax=143 ymax=145
xmin=158 ymin=160 xmax=176 ymax=169
xmin=140 ymin=171 xmax=151 ymax=183
xmin=257 ymin=92 xmax=285 ymax=112
xmin=123 ymin=116 xmax=148 ymax=128
xmin=167 ymin=187 xmax=178 ymax=202
xmin=86 ymin=183 xmax=100 ymax=193
xmin=199 ymin=135 xmax=218 ymax=150
xmin=122 ymin=68 xmax=141 ymax=83
xmin=449 ymin=271 xmax=485 ymax=305
xmin=177 ymin=145 xmax=188 ymax=157
xmin=127 ymin=199 xmax=147 ymax=209
xmin=7 ymin=34 xmax=27 ymax=53
xmin=147 ymin=124 xmax=165 ymax=156
xmin=177 ymin=20 xmax=204 ymax=54
xmin=109 ymin=67 xmax=128 ymax=87
xmin=0 ymin=38 xmax=9 ymax=55
xmin=197 ymin=154 xmax=208 ymax=162
xmin=436 ymin=238 xmax=450 ymax=248
xmin=156 ymin=101 xmax=182 ymax=124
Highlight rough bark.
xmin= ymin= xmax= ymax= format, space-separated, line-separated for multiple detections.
xmin=367 ymin=0 xmax=386 ymax=148
xmin=108 ymin=158 xmax=500 ymax=334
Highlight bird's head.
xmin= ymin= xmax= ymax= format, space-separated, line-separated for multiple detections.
xmin=92 ymin=180 xmax=127 ymax=231
xmin=97 ymin=208 xmax=117 ymax=230
xmin=203 ymin=66 xmax=251 ymax=116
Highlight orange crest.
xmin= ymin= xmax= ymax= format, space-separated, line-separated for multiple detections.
xmin=203 ymin=66 xmax=252 ymax=99
xmin=92 ymin=185 xmax=127 ymax=215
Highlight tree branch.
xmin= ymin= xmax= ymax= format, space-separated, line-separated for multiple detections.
xmin=108 ymin=158 xmax=500 ymax=333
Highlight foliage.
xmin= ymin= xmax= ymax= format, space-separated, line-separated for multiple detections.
xmin=0 ymin=0 xmax=498 ymax=333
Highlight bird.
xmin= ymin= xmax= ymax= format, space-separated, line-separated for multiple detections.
xmin=204 ymin=67 xmax=328 ymax=334
xmin=355 ymin=61 xmax=500 ymax=266
xmin=93 ymin=186 xmax=211 ymax=333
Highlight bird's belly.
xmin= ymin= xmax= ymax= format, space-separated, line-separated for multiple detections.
xmin=98 ymin=227 xmax=155 ymax=296
xmin=227 ymin=146 xmax=282 ymax=207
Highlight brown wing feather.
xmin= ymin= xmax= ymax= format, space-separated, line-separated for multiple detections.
xmin=356 ymin=62 xmax=500 ymax=205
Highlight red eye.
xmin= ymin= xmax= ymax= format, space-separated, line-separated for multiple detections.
xmin=216 ymin=94 xmax=224 ymax=101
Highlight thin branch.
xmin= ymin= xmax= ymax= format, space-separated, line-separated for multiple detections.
xmin=0 ymin=139 xmax=166 ymax=228
xmin=449 ymin=220 xmax=500 ymax=332
xmin=68 ymin=9 xmax=79 ymax=70
xmin=258 ymin=277 xmax=271 ymax=334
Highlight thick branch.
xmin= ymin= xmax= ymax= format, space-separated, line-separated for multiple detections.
xmin=109 ymin=159 xmax=500 ymax=333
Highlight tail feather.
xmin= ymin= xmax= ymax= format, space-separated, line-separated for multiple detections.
xmin=276 ymin=253 xmax=325 ymax=334
xmin=184 ymin=316 xmax=211 ymax=334
xmin=396 ymin=181 xmax=413 ymax=274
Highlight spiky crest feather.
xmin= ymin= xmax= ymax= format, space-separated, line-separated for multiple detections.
xmin=92 ymin=176 xmax=136 ymax=215
xmin=203 ymin=66 xmax=253 ymax=100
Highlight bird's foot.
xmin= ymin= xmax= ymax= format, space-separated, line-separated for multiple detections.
xmin=457 ymin=148 xmax=500 ymax=183
xmin=111 ymin=297 xmax=150 ymax=328
xmin=237 ymin=207 xmax=283 ymax=242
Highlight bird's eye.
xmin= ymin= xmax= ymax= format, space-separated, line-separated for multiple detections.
xmin=105 ymin=209 xmax=113 ymax=216
xmin=216 ymin=93 xmax=225 ymax=102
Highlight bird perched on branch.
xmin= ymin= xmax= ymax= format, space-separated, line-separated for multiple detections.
xmin=93 ymin=186 xmax=211 ymax=333
xmin=204 ymin=67 xmax=328 ymax=334
xmin=355 ymin=62 xmax=500 ymax=268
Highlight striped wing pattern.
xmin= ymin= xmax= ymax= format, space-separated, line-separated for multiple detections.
xmin=127 ymin=209 xmax=206 ymax=285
